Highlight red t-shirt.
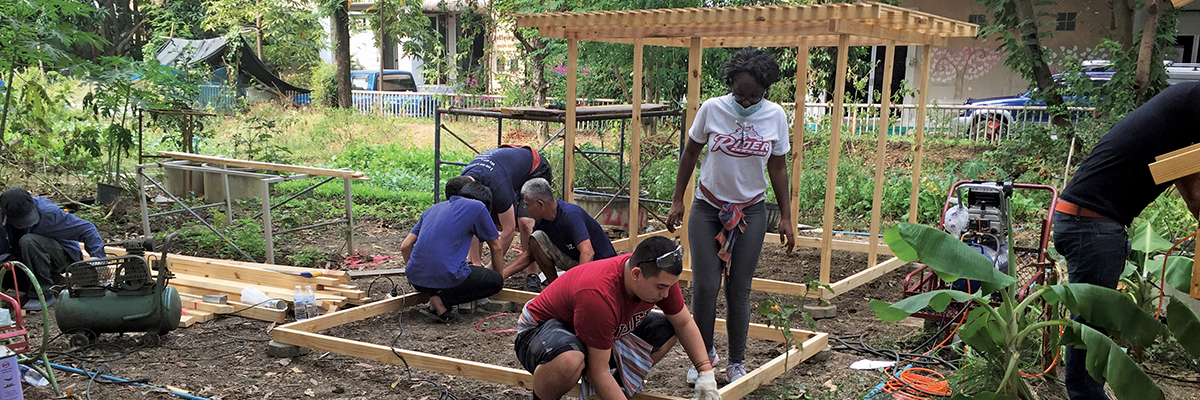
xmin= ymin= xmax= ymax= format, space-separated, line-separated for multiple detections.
xmin=525 ymin=254 xmax=685 ymax=350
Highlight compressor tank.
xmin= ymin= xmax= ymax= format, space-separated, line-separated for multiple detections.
xmin=55 ymin=287 xmax=182 ymax=335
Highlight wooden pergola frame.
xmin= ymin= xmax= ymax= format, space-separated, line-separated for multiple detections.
xmin=273 ymin=288 xmax=828 ymax=399
xmin=515 ymin=1 xmax=977 ymax=300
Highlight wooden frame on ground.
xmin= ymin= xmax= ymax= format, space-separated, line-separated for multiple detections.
xmin=515 ymin=1 xmax=976 ymax=300
xmin=272 ymin=288 xmax=829 ymax=400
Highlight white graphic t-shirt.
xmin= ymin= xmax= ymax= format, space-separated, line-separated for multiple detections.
xmin=689 ymin=94 xmax=790 ymax=206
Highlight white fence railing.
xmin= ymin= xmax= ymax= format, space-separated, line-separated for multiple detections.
xmin=347 ymin=90 xmax=1096 ymax=144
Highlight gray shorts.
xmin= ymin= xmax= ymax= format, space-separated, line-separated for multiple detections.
xmin=532 ymin=230 xmax=579 ymax=270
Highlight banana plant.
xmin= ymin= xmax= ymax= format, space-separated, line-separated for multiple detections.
xmin=1126 ymin=222 xmax=1194 ymax=310
xmin=872 ymin=223 xmax=1200 ymax=400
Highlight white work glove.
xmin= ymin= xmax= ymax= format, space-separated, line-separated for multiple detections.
xmin=692 ymin=370 xmax=720 ymax=400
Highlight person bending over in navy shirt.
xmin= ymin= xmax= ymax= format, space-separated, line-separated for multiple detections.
xmin=501 ymin=178 xmax=617 ymax=286
xmin=0 ymin=188 xmax=105 ymax=311
xmin=459 ymin=146 xmax=552 ymax=292
xmin=401 ymin=182 xmax=504 ymax=323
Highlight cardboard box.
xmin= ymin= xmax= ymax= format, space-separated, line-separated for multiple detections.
xmin=0 ymin=347 xmax=22 ymax=400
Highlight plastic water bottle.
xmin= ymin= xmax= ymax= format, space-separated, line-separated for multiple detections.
xmin=293 ymin=286 xmax=309 ymax=320
xmin=304 ymin=286 xmax=320 ymax=318
xmin=18 ymin=364 xmax=49 ymax=387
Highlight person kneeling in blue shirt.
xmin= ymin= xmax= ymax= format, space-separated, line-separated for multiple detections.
xmin=401 ymin=182 xmax=504 ymax=323
xmin=501 ymin=178 xmax=618 ymax=286
xmin=0 ymin=188 xmax=105 ymax=311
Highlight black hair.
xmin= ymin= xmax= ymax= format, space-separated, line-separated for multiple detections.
xmin=446 ymin=176 xmax=474 ymax=197
xmin=630 ymin=236 xmax=683 ymax=277
xmin=458 ymin=182 xmax=494 ymax=215
xmin=724 ymin=47 xmax=781 ymax=89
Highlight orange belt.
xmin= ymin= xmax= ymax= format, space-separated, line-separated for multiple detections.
xmin=499 ymin=144 xmax=541 ymax=173
xmin=1054 ymin=200 xmax=1109 ymax=219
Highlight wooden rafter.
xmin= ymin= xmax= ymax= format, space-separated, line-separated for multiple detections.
xmin=516 ymin=1 xmax=974 ymax=47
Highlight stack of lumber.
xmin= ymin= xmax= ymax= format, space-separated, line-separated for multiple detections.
xmin=104 ymin=247 xmax=372 ymax=327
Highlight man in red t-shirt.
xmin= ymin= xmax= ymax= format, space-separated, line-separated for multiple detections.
xmin=514 ymin=236 xmax=719 ymax=400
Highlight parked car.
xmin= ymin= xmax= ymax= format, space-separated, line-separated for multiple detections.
xmin=350 ymin=70 xmax=436 ymax=117
xmin=951 ymin=71 xmax=1113 ymax=139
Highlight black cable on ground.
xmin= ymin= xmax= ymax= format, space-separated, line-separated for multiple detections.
xmin=387 ymin=284 xmax=491 ymax=400
xmin=830 ymin=334 xmax=960 ymax=371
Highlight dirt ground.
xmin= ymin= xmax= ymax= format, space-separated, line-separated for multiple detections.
xmin=15 ymin=209 xmax=1200 ymax=400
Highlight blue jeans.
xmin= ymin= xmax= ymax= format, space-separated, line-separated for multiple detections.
xmin=1052 ymin=211 xmax=1129 ymax=400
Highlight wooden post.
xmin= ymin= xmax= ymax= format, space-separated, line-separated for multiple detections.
xmin=565 ymin=38 xmax=578 ymax=203
xmin=908 ymin=45 xmax=933 ymax=223
xmin=868 ymin=42 xmax=896 ymax=268
xmin=1193 ymin=226 xmax=1200 ymax=298
xmin=790 ymin=40 xmax=809 ymax=235
xmin=682 ymin=37 xmax=702 ymax=268
xmin=819 ymin=35 xmax=850 ymax=285
xmin=629 ymin=39 xmax=644 ymax=251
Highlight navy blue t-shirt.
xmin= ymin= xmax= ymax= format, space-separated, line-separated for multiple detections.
xmin=461 ymin=147 xmax=548 ymax=212
xmin=406 ymin=196 xmax=500 ymax=289
xmin=534 ymin=200 xmax=617 ymax=261
xmin=1061 ymin=82 xmax=1200 ymax=225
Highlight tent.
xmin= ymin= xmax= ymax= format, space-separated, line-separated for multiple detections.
xmin=156 ymin=37 xmax=310 ymax=95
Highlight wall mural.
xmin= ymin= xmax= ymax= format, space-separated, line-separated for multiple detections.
xmin=930 ymin=46 xmax=1005 ymax=99
xmin=1046 ymin=45 xmax=1113 ymax=69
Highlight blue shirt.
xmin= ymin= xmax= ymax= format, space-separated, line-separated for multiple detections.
xmin=406 ymin=196 xmax=500 ymax=289
xmin=1 ymin=197 xmax=105 ymax=262
xmin=534 ymin=201 xmax=617 ymax=261
xmin=461 ymin=148 xmax=537 ymax=212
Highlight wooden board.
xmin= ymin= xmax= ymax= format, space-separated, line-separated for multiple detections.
xmin=104 ymin=246 xmax=351 ymax=283
xmin=1149 ymin=147 xmax=1200 ymax=184
xmin=183 ymin=308 xmax=215 ymax=323
xmin=565 ymin=38 xmax=579 ymax=203
xmin=819 ymin=34 xmax=851 ymax=285
xmin=828 ymin=256 xmax=908 ymax=295
xmin=517 ymin=2 xmax=886 ymax=29
xmin=179 ymin=315 xmax=197 ymax=328
xmin=274 ymin=287 xmax=826 ymax=400
xmin=176 ymin=290 xmax=286 ymax=323
xmin=868 ymin=41 xmax=896 ymax=269
xmin=628 ymin=39 xmax=645 ymax=250
xmin=346 ymin=268 xmax=405 ymax=278
xmin=550 ymin=19 xmax=944 ymax=46
xmin=159 ymin=151 xmax=368 ymax=180
xmin=908 ymin=45 xmax=933 ymax=222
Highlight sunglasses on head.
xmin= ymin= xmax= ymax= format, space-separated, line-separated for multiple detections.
xmin=640 ymin=244 xmax=683 ymax=269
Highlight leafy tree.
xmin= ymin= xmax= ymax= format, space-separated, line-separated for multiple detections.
xmin=203 ymin=0 xmax=325 ymax=75
xmin=0 ymin=0 xmax=104 ymax=142
xmin=316 ymin=0 xmax=353 ymax=108
xmin=354 ymin=0 xmax=443 ymax=86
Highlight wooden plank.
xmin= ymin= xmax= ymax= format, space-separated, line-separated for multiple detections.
xmin=565 ymin=38 xmax=578 ymax=203
xmin=611 ymin=229 xmax=674 ymax=249
xmin=908 ymin=45 xmax=933 ymax=222
xmin=629 ymin=39 xmax=645 ymax=251
xmin=1156 ymin=142 xmax=1200 ymax=162
xmin=1149 ymin=147 xmax=1200 ymax=185
xmin=170 ymin=273 xmax=346 ymax=305
xmin=179 ymin=315 xmax=197 ymax=328
xmin=515 ymin=3 xmax=882 ymax=29
xmin=718 ymin=332 xmax=828 ymax=399
xmin=678 ymin=269 xmax=822 ymax=298
xmin=183 ymin=308 xmax=215 ymax=323
xmin=104 ymin=246 xmax=351 ymax=283
xmin=159 ymin=151 xmax=368 ymax=180
xmin=284 ymin=292 xmax=426 ymax=333
xmin=819 ymin=34 xmax=851 ymax=286
xmin=174 ymin=287 xmax=287 ymax=322
xmin=178 ymin=294 xmax=236 ymax=313
xmin=868 ymin=41 xmax=896 ymax=269
xmin=790 ymin=40 xmax=809 ymax=236
xmin=681 ymin=36 xmax=702 ymax=273
xmin=830 ymin=20 xmax=944 ymax=46
xmin=563 ymin=20 xmax=831 ymax=40
xmin=771 ymin=234 xmax=892 ymax=255
xmin=165 ymin=256 xmax=345 ymax=289
xmin=1193 ymin=227 xmax=1200 ymax=299
xmin=828 ymin=256 xmax=908 ymax=295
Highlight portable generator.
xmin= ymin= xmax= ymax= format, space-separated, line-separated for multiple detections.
xmin=55 ymin=233 xmax=182 ymax=345
xmin=942 ymin=181 xmax=1013 ymax=291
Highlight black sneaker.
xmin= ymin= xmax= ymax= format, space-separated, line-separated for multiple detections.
xmin=419 ymin=307 xmax=456 ymax=324
xmin=525 ymin=275 xmax=544 ymax=293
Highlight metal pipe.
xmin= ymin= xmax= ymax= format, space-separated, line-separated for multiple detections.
xmin=261 ymin=174 xmax=315 ymax=184
xmin=221 ymin=164 xmax=233 ymax=227
xmin=572 ymin=189 xmax=672 ymax=205
xmin=619 ymin=119 xmax=626 ymax=184
xmin=159 ymin=163 xmax=275 ymax=179
xmin=275 ymin=218 xmax=349 ymax=236
xmin=441 ymin=124 xmax=480 ymax=154
xmin=262 ymin=181 xmax=273 ymax=264
xmin=578 ymin=150 xmax=621 ymax=156
xmin=538 ymin=126 xmax=566 ymax=152
xmin=251 ymin=176 xmax=337 ymax=219
xmin=344 ymin=178 xmax=355 ymax=253
xmin=148 ymin=201 xmax=227 ymax=218
xmin=497 ymin=117 xmax=503 ymax=147
xmin=138 ymin=167 xmax=150 ymax=236
xmin=140 ymin=172 xmax=255 ymax=262
xmin=434 ymin=108 xmax=442 ymax=203
xmin=47 ymin=362 xmax=212 ymax=400
xmin=441 ymin=161 xmax=468 ymax=167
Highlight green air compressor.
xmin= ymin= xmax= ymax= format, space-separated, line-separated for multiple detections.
xmin=55 ymin=233 xmax=182 ymax=346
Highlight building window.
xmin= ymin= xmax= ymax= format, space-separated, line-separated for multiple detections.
xmin=1056 ymin=12 xmax=1077 ymax=31
xmin=497 ymin=57 xmax=506 ymax=72
xmin=968 ymin=14 xmax=986 ymax=25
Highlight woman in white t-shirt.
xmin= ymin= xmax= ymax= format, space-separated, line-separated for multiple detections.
xmin=666 ymin=47 xmax=796 ymax=384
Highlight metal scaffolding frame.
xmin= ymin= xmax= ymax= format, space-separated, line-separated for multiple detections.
xmin=137 ymin=153 xmax=367 ymax=264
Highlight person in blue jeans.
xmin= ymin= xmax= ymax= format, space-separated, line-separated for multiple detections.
xmin=1054 ymin=81 xmax=1200 ymax=399
xmin=0 ymin=188 xmax=105 ymax=311
xmin=401 ymin=182 xmax=505 ymax=323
